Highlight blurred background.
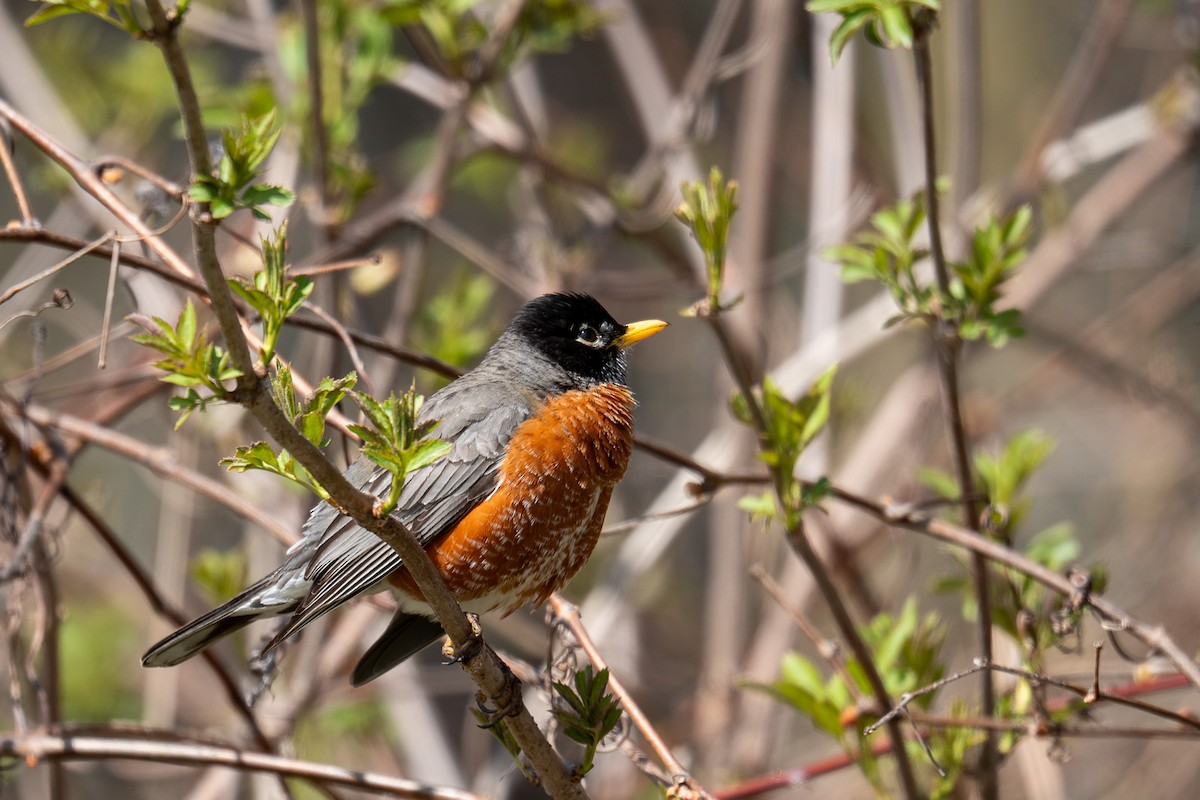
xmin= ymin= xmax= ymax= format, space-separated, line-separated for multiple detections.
xmin=3 ymin=0 xmax=1200 ymax=797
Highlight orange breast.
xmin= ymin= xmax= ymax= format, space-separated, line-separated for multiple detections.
xmin=390 ymin=384 xmax=635 ymax=613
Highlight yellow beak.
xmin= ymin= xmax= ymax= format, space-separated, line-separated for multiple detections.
xmin=615 ymin=319 xmax=669 ymax=349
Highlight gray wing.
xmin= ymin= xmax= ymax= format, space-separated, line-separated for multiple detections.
xmin=264 ymin=380 xmax=533 ymax=647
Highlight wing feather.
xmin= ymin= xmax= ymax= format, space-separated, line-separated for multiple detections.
xmin=263 ymin=381 xmax=534 ymax=647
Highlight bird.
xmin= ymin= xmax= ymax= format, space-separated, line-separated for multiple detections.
xmin=142 ymin=292 xmax=667 ymax=686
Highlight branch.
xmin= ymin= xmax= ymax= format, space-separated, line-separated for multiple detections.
xmin=825 ymin=483 xmax=1200 ymax=691
xmin=696 ymin=299 xmax=920 ymax=798
xmin=912 ymin=14 xmax=996 ymax=796
xmin=137 ymin=0 xmax=586 ymax=794
xmin=547 ymin=595 xmax=709 ymax=797
xmin=0 ymin=728 xmax=486 ymax=799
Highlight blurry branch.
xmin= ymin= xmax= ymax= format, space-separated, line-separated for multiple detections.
xmin=824 ymin=483 xmax=1200 ymax=690
xmin=0 ymin=727 xmax=486 ymax=800
xmin=0 ymin=234 xmax=115 ymax=305
xmin=0 ymin=120 xmax=36 ymax=226
xmin=547 ymin=595 xmax=709 ymax=798
xmin=713 ymin=744 xmax=892 ymax=800
xmin=1007 ymin=0 xmax=1133 ymax=207
xmin=0 ymin=384 xmax=279 ymax=754
xmin=1008 ymin=126 xmax=1192 ymax=308
xmin=599 ymin=497 xmax=717 ymax=537
xmin=0 ymin=288 xmax=73 ymax=334
xmin=1027 ymin=322 xmax=1200 ymax=443
xmin=304 ymin=303 xmax=376 ymax=396
xmin=632 ymin=434 xmax=766 ymax=493
xmin=715 ymin=667 xmax=1199 ymax=800
xmin=288 ymin=312 xmax=459 ymax=379
xmin=911 ymin=14 xmax=996 ymax=796
xmin=949 ymin=0 xmax=981 ymax=206
xmin=3 ymin=395 xmax=296 ymax=547
xmin=0 ymin=227 xmax=207 ymax=294
xmin=91 ymin=154 xmax=186 ymax=198
xmin=869 ymin=659 xmax=1200 ymax=736
xmin=677 ymin=168 xmax=921 ymax=799
xmin=749 ymin=565 xmax=862 ymax=705
xmin=0 ymin=228 xmax=459 ymax=379
xmin=1021 ymin=242 xmax=1200 ymax=443
xmin=299 ymin=0 xmax=332 ymax=236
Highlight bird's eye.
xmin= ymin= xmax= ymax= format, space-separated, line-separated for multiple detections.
xmin=576 ymin=323 xmax=602 ymax=346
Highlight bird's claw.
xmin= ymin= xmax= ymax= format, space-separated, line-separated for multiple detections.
xmin=441 ymin=612 xmax=485 ymax=665
xmin=474 ymin=671 xmax=524 ymax=729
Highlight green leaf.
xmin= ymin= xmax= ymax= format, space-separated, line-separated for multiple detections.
xmin=209 ymin=197 xmax=236 ymax=219
xmin=916 ymin=466 xmax=959 ymax=501
xmin=780 ymin=652 xmax=826 ymax=700
xmin=408 ymin=439 xmax=453 ymax=472
xmin=241 ymin=184 xmax=296 ymax=207
xmin=676 ymin=166 xmax=740 ymax=309
xmin=878 ymin=5 xmax=913 ymax=48
xmin=187 ymin=181 xmax=219 ymax=203
xmin=738 ymin=490 xmax=778 ymax=524
xmin=827 ymin=8 xmax=873 ymax=63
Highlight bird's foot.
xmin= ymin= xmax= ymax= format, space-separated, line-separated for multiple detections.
xmin=246 ymin=647 xmax=283 ymax=706
xmin=474 ymin=670 xmax=524 ymax=729
xmin=441 ymin=612 xmax=485 ymax=665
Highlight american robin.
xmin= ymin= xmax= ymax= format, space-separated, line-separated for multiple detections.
xmin=142 ymin=292 xmax=666 ymax=685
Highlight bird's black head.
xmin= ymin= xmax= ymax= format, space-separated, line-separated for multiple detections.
xmin=492 ymin=293 xmax=666 ymax=390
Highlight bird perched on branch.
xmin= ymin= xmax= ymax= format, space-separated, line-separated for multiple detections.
xmin=143 ymin=292 xmax=666 ymax=685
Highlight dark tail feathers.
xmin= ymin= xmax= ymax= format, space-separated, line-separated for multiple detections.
xmin=351 ymin=612 xmax=445 ymax=686
xmin=142 ymin=575 xmax=298 ymax=667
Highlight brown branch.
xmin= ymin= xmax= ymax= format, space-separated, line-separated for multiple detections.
xmin=748 ymin=565 xmax=862 ymax=704
xmin=0 ymin=123 xmax=37 ymax=226
xmin=695 ymin=299 xmax=920 ymax=797
xmin=0 ymin=226 xmax=460 ymax=381
xmin=299 ymin=0 xmax=332 ymax=234
xmin=4 ymin=395 xmax=296 ymax=547
xmin=0 ymin=232 xmax=115 ymax=305
xmin=1007 ymin=0 xmax=1133 ymax=207
xmin=90 ymin=154 xmax=186 ymax=198
xmin=0 ymin=727 xmax=487 ymax=799
xmin=824 ymin=484 xmax=1200 ymax=690
xmin=912 ymin=15 xmax=996 ymax=796
xmin=547 ymin=594 xmax=709 ymax=798
xmin=137 ymin=0 xmax=586 ymax=794
xmin=0 ymin=395 xmax=282 ymax=756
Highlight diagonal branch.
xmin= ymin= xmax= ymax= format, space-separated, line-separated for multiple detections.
xmin=137 ymin=0 xmax=586 ymax=795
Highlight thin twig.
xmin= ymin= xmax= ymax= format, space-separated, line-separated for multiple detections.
xmin=1007 ymin=0 xmax=1133 ymax=206
xmin=912 ymin=14 xmax=996 ymax=796
xmin=90 ymin=154 xmax=186 ymax=198
xmin=825 ymin=484 xmax=1200 ymax=691
xmin=304 ymin=303 xmax=375 ymax=397
xmin=0 ymin=123 xmax=37 ymax=226
xmin=600 ymin=497 xmax=713 ymax=537
xmin=4 ymin=395 xmax=296 ymax=547
xmin=97 ymin=238 xmax=120 ymax=369
xmin=547 ymin=594 xmax=710 ymax=798
xmin=748 ymin=564 xmax=861 ymax=703
xmin=294 ymin=254 xmax=380 ymax=278
xmin=697 ymin=298 xmax=921 ymax=797
xmin=0 ymin=289 xmax=73 ymax=334
xmin=0 ymin=232 xmax=113 ymax=305
xmin=0 ymin=395 xmax=280 ymax=754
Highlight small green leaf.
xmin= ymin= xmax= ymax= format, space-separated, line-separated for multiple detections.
xmin=827 ymin=8 xmax=873 ymax=63
xmin=738 ymin=490 xmax=778 ymax=524
xmin=878 ymin=5 xmax=913 ymax=48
